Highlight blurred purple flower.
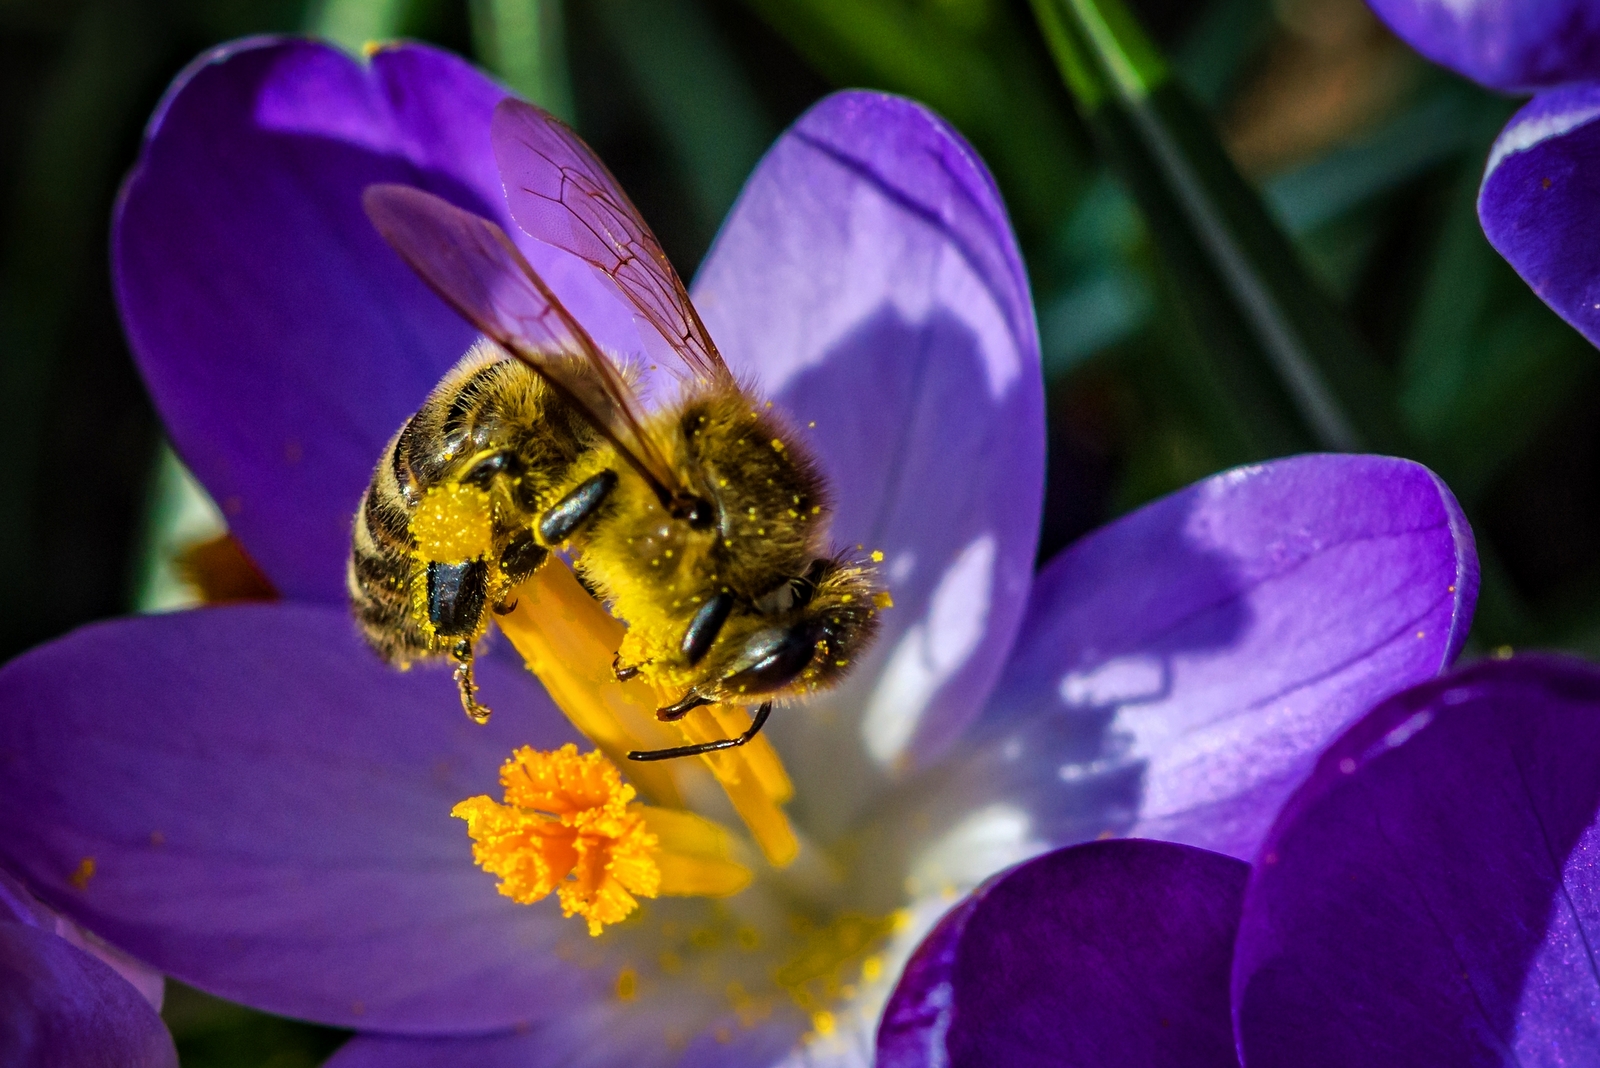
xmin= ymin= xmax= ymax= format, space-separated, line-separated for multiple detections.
xmin=1363 ymin=1 xmax=1600 ymax=352
xmin=881 ymin=656 xmax=1600 ymax=1067
xmin=0 ymin=869 xmax=175 ymax=1068
xmin=1364 ymin=0 xmax=1600 ymax=92
xmin=1479 ymin=84 xmax=1600 ymax=351
xmin=0 ymin=36 xmax=1476 ymax=1066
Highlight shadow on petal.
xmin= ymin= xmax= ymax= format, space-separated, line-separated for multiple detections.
xmin=1234 ymin=656 xmax=1600 ymax=1066
xmin=879 ymin=839 xmax=1245 ymax=1068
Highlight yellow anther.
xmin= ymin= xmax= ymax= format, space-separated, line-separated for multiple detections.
xmin=454 ymin=745 xmax=753 ymax=935
xmin=412 ymin=483 xmax=494 ymax=562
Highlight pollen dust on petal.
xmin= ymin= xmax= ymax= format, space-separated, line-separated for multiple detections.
xmin=452 ymin=744 xmax=662 ymax=936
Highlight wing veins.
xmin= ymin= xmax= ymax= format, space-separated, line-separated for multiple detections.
xmin=362 ymin=183 xmax=684 ymax=504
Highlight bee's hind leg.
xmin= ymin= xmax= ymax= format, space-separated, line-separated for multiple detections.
xmin=452 ymin=640 xmax=492 ymax=724
xmin=628 ymin=702 xmax=773 ymax=762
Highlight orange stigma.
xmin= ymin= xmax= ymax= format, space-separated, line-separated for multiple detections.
xmin=454 ymin=744 xmax=750 ymax=935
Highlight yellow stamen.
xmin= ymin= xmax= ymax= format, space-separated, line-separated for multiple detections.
xmin=411 ymin=483 xmax=494 ymax=562
xmin=453 ymin=745 xmax=751 ymax=935
xmin=641 ymin=807 xmax=753 ymax=897
xmin=495 ymin=560 xmax=800 ymax=866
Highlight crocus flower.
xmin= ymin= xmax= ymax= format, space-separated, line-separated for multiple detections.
xmin=1479 ymin=84 xmax=1600 ymax=352
xmin=0 ymin=36 xmax=1476 ymax=1066
xmin=1364 ymin=0 xmax=1600 ymax=92
xmin=880 ymin=655 xmax=1600 ymax=1066
xmin=1363 ymin=0 xmax=1600 ymax=351
xmin=0 ymin=869 xmax=175 ymax=1067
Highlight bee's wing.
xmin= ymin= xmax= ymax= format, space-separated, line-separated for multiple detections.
xmin=363 ymin=183 xmax=684 ymax=503
xmin=491 ymin=98 xmax=733 ymax=386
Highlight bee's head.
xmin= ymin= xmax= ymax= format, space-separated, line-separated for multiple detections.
xmin=702 ymin=555 xmax=884 ymax=703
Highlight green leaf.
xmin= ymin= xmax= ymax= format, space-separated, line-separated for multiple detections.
xmin=469 ymin=0 xmax=573 ymax=121
xmin=306 ymin=0 xmax=411 ymax=50
xmin=1030 ymin=0 xmax=1407 ymax=459
xmin=1400 ymin=158 xmax=1593 ymax=506
xmin=732 ymin=0 xmax=1092 ymax=249
xmin=589 ymin=0 xmax=774 ymax=257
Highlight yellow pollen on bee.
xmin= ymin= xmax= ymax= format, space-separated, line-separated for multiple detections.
xmin=870 ymin=550 xmax=884 ymax=563
xmin=874 ymin=591 xmax=894 ymax=610
xmin=411 ymin=483 xmax=495 ymax=562
xmin=453 ymin=744 xmax=752 ymax=936
xmin=770 ymin=438 xmax=785 ymax=451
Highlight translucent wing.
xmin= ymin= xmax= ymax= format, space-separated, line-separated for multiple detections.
xmin=362 ymin=183 xmax=684 ymax=503
xmin=491 ymin=98 xmax=732 ymax=385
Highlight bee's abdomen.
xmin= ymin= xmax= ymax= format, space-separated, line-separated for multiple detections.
xmin=349 ymin=466 xmax=433 ymax=664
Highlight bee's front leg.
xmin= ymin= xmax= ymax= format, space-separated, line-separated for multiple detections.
xmin=628 ymin=702 xmax=774 ymax=762
xmin=612 ymin=652 xmax=642 ymax=682
xmin=654 ymin=689 xmax=713 ymax=722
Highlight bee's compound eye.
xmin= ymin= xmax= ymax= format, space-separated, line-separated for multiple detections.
xmin=427 ymin=560 xmax=488 ymax=636
xmin=721 ymin=622 xmax=821 ymax=694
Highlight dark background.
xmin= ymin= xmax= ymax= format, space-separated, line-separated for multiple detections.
xmin=1 ymin=0 xmax=1594 ymax=1061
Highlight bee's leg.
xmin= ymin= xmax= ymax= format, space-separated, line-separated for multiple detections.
xmin=539 ymin=470 xmax=618 ymax=544
xmin=680 ymin=592 xmax=735 ymax=666
xmin=655 ymin=689 xmax=714 ymax=722
xmin=427 ymin=560 xmax=489 ymax=636
xmin=612 ymin=652 xmax=640 ymax=682
xmin=452 ymin=640 xmax=492 ymax=724
xmin=493 ymin=531 xmax=549 ymax=615
xmin=628 ymin=702 xmax=773 ymax=762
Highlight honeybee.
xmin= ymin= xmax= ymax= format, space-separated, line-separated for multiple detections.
xmin=347 ymin=98 xmax=883 ymax=761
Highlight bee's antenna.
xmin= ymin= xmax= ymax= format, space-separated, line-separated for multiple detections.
xmin=452 ymin=640 xmax=491 ymax=724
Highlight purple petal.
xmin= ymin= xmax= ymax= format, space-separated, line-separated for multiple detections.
xmin=0 ymin=922 xmax=177 ymax=1068
xmin=1233 ymin=656 xmax=1600 ymax=1065
xmin=691 ymin=91 xmax=1044 ymax=822
xmin=0 ymin=604 xmax=624 ymax=1033
xmin=1367 ymin=0 xmax=1600 ymax=91
xmin=114 ymin=38 xmax=638 ymax=603
xmin=326 ymin=1014 xmax=800 ymax=1068
xmin=976 ymin=454 xmax=1476 ymax=862
xmin=878 ymin=839 xmax=1246 ymax=1068
xmin=1480 ymin=84 xmax=1600 ymax=353
xmin=0 ymin=869 xmax=165 ymax=1010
